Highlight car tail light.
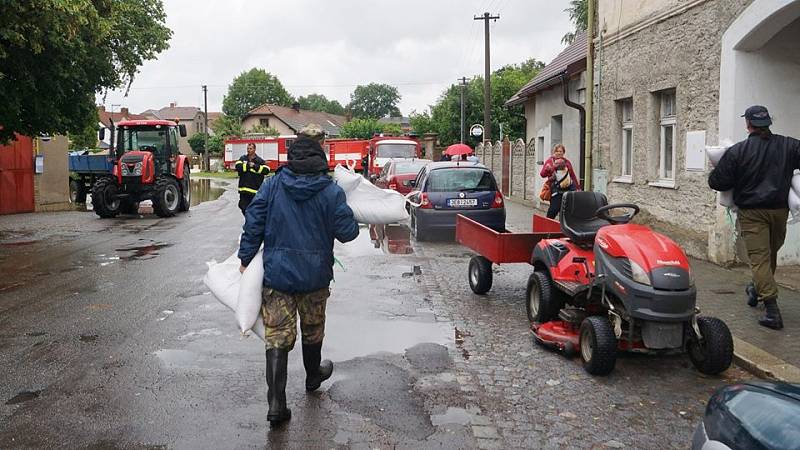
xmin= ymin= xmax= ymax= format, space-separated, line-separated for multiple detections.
xmin=420 ymin=193 xmax=432 ymax=209
xmin=388 ymin=181 xmax=397 ymax=190
xmin=491 ymin=191 xmax=504 ymax=208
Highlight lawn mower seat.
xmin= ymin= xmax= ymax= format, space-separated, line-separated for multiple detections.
xmin=559 ymin=191 xmax=611 ymax=245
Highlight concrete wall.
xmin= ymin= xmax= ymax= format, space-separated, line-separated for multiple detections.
xmin=241 ymin=115 xmax=295 ymax=136
xmin=34 ymin=136 xmax=71 ymax=211
xmin=595 ymin=0 xmax=752 ymax=260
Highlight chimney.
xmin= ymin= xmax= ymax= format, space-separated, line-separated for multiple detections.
xmin=170 ymin=102 xmax=176 ymax=108
xmin=292 ymin=102 xmax=300 ymax=112
xmin=120 ymin=107 xmax=129 ymax=117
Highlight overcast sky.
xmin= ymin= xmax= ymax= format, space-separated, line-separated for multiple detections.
xmin=99 ymin=0 xmax=573 ymax=116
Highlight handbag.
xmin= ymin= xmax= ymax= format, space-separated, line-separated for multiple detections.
xmin=539 ymin=181 xmax=551 ymax=201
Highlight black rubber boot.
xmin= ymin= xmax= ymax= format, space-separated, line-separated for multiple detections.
xmin=745 ymin=282 xmax=758 ymax=308
xmin=266 ymin=348 xmax=291 ymax=427
xmin=759 ymin=298 xmax=784 ymax=330
xmin=302 ymin=343 xmax=333 ymax=391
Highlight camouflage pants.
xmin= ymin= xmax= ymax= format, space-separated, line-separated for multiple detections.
xmin=261 ymin=287 xmax=330 ymax=350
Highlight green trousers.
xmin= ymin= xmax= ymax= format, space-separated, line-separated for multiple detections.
xmin=261 ymin=287 xmax=330 ymax=350
xmin=738 ymin=208 xmax=789 ymax=301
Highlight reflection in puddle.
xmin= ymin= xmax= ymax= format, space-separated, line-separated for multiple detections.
xmin=369 ymin=224 xmax=413 ymax=255
xmin=191 ymin=178 xmax=225 ymax=207
xmin=115 ymin=241 xmax=171 ymax=261
xmin=431 ymin=407 xmax=472 ymax=426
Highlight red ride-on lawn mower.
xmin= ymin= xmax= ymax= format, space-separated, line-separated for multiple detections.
xmin=528 ymin=191 xmax=733 ymax=375
xmin=457 ymin=191 xmax=734 ymax=377
xmin=92 ymin=120 xmax=191 ymax=219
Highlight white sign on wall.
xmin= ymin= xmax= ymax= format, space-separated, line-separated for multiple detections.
xmin=685 ymin=130 xmax=707 ymax=171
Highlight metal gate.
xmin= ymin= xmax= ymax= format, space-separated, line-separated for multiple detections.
xmin=0 ymin=135 xmax=35 ymax=214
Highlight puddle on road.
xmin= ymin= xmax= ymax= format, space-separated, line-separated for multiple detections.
xmin=153 ymin=349 xmax=229 ymax=370
xmin=79 ymin=334 xmax=98 ymax=342
xmin=0 ymin=240 xmax=39 ymax=248
xmin=369 ymin=224 xmax=414 ymax=255
xmin=5 ymin=390 xmax=41 ymax=405
xmin=323 ymin=313 xmax=452 ymax=362
xmin=25 ymin=331 xmax=47 ymax=337
xmin=191 ymin=178 xmax=226 ymax=207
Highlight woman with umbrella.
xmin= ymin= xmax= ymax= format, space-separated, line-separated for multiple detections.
xmin=443 ymin=143 xmax=475 ymax=162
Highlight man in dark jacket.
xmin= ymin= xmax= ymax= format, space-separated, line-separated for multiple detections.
xmin=709 ymin=105 xmax=800 ymax=330
xmin=235 ymin=142 xmax=270 ymax=215
xmin=238 ymin=124 xmax=359 ymax=427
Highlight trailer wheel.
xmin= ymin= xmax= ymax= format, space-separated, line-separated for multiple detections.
xmin=152 ymin=177 xmax=181 ymax=218
xmin=179 ymin=163 xmax=191 ymax=212
xmin=69 ymin=179 xmax=86 ymax=204
xmin=579 ymin=316 xmax=617 ymax=376
xmin=91 ymin=177 xmax=120 ymax=218
xmin=468 ymin=256 xmax=493 ymax=294
xmin=688 ymin=316 xmax=733 ymax=375
xmin=526 ymin=271 xmax=564 ymax=323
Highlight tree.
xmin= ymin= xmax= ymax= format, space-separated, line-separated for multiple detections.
xmin=222 ymin=68 xmax=294 ymax=119
xmin=69 ymin=108 xmax=100 ymax=149
xmin=207 ymin=135 xmax=224 ymax=156
xmin=562 ymin=0 xmax=588 ymax=45
xmin=339 ymin=118 xmax=401 ymax=140
xmin=297 ymin=94 xmax=345 ymax=115
xmin=421 ymin=59 xmax=544 ymax=146
xmin=0 ymin=0 xmax=172 ymax=143
xmin=247 ymin=124 xmax=280 ymax=136
xmin=347 ymin=83 xmax=402 ymax=119
xmin=188 ymin=132 xmax=208 ymax=153
xmin=211 ymin=115 xmax=244 ymax=139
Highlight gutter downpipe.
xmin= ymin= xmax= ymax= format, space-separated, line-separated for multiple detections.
xmin=561 ymin=73 xmax=586 ymax=190
xmin=584 ymin=0 xmax=595 ymax=191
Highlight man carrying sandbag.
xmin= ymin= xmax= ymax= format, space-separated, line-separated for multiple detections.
xmin=709 ymin=105 xmax=800 ymax=330
xmin=235 ymin=142 xmax=270 ymax=215
xmin=238 ymin=124 xmax=359 ymax=427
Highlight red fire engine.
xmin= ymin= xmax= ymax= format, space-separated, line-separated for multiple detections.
xmin=366 ymin=136 xmax=422 ymax=177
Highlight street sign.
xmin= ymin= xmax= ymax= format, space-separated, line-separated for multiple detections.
xmin=469 ymin=124 xmax=484 ymax=138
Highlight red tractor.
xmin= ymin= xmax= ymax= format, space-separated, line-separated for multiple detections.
xmin=92 ymin=120 xmax=191 ymax=218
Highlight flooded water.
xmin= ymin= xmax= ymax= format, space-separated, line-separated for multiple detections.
xmin=369 ymin=224 xmax=413 ymax=255
xmin=191 ymin=178 xmax=226 ymax=207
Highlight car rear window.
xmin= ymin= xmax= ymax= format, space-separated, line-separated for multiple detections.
xmin=725 ymin=390 xmax=800 ymax=450
xmin=426 ymin=168 xmax=496 ymax=192
xmin=394 ymin=162 xmax=428 ymax=174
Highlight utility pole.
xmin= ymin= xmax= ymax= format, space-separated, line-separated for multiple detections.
xmin=474 ymin=12 xmax=499 ymax=142
xmin=202 ymin=84 xmax=209 ymax=172
xmin=458 ymin=77 xmax=468 ymax=143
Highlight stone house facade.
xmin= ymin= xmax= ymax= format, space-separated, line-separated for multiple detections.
xmin=595 ymin=0 xmax=800 ymax=264
xmin=141 ymin=103 xmax=206 ymax=154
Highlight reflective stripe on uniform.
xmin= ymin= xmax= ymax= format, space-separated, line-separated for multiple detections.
xmin=239 ymin=187 xmax=258 ymax=194
xmin=235 ymin=160 xmax=244 ymax=167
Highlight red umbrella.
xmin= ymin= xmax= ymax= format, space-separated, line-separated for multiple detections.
xmin=444 ymin=143 xmax=473 ymax=156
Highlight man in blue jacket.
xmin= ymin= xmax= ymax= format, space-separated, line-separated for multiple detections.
xmin=238 ymin=124 xmax=359 ymax=427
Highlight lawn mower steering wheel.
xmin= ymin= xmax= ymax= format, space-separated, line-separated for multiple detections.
xmin=595 ymin=203 xmax=640 ymax=224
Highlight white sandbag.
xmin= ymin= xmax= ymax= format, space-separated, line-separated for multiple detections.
xmin=706 ymin=145 xmax=727 ymax=166
xmin=236 ymin=249 xmax=264 ymax=332
xmin=333 ymin=164 xmax=409 ymax=224
xmin=719 ymin=190 xmax=736 ymax=209
xmin=792 ymin=172 xmax=800 ymax=196
xmin=203 ymin=251 xmax=265 ymax=341
xmin=790 ymin=186 xmax=800 ymax=212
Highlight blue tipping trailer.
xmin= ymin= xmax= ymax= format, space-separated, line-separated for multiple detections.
xmin=68 ymin=151 xmax=115 ymax=203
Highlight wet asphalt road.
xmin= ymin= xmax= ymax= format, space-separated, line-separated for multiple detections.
xmin=0 ymin=179 xmax=748 ymax=449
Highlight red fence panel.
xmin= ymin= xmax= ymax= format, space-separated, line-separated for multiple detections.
xmin=0 ymin=135 xmax=35 ymax=214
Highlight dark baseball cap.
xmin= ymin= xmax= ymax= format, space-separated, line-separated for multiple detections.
xmin=742 ymin=105 xmax=772 ymax=127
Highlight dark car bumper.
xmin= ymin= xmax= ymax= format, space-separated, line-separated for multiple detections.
xmin=416 ymin=207 xmax=505 ymax=232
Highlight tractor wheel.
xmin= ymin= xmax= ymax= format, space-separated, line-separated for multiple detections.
xmin=91 ymin=177 xmax=120 ymax=218
xmin=468 ymin=256 xmax=493 ymax=294
xmin=152 ymin=177 xmax=181 ymax=218
xmin=579 ymin=316 xmax=617 ymax=376
xmin=526 ymin=271 xmax=564 ymax=323
xmin=688 ymin=316 xmax=733 ymax=375
xmin=179 ymin=163 xmax=191 ymax=212
xmin=120 ymin=199 xmax=140 ymax=215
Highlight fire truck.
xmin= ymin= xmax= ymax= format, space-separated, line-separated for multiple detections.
xmin=365 ymin=136 xmax=422 ymax=177
xmin=224 ymin=136 xmax=371 ymax=171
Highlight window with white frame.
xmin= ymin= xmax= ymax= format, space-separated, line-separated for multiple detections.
xmin=619 ymin=98 xmax=633 ymax=179
xmin=658 ymin=90 xmax=677 ymax=181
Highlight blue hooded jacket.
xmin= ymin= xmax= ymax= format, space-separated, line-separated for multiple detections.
xmin=238 ymin=168 xmax=359 ymax=293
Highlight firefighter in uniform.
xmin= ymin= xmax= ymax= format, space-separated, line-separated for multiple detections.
xmin=238 ymin=124 xmax=359 ymax=427
xmin=235 ymin=142 xmax=270 ymax=215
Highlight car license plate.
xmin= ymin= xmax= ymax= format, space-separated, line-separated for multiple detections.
xmin=447 ymin=198 xmax=478 ymax=207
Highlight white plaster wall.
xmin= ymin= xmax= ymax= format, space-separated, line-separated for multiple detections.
xmin=529 ymin=78 xmax=584 ymax=208
xmin=716 ymin=0 xmax=800 ymax=264
xmin=599 ymin=0 xmax=685 ymax=35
